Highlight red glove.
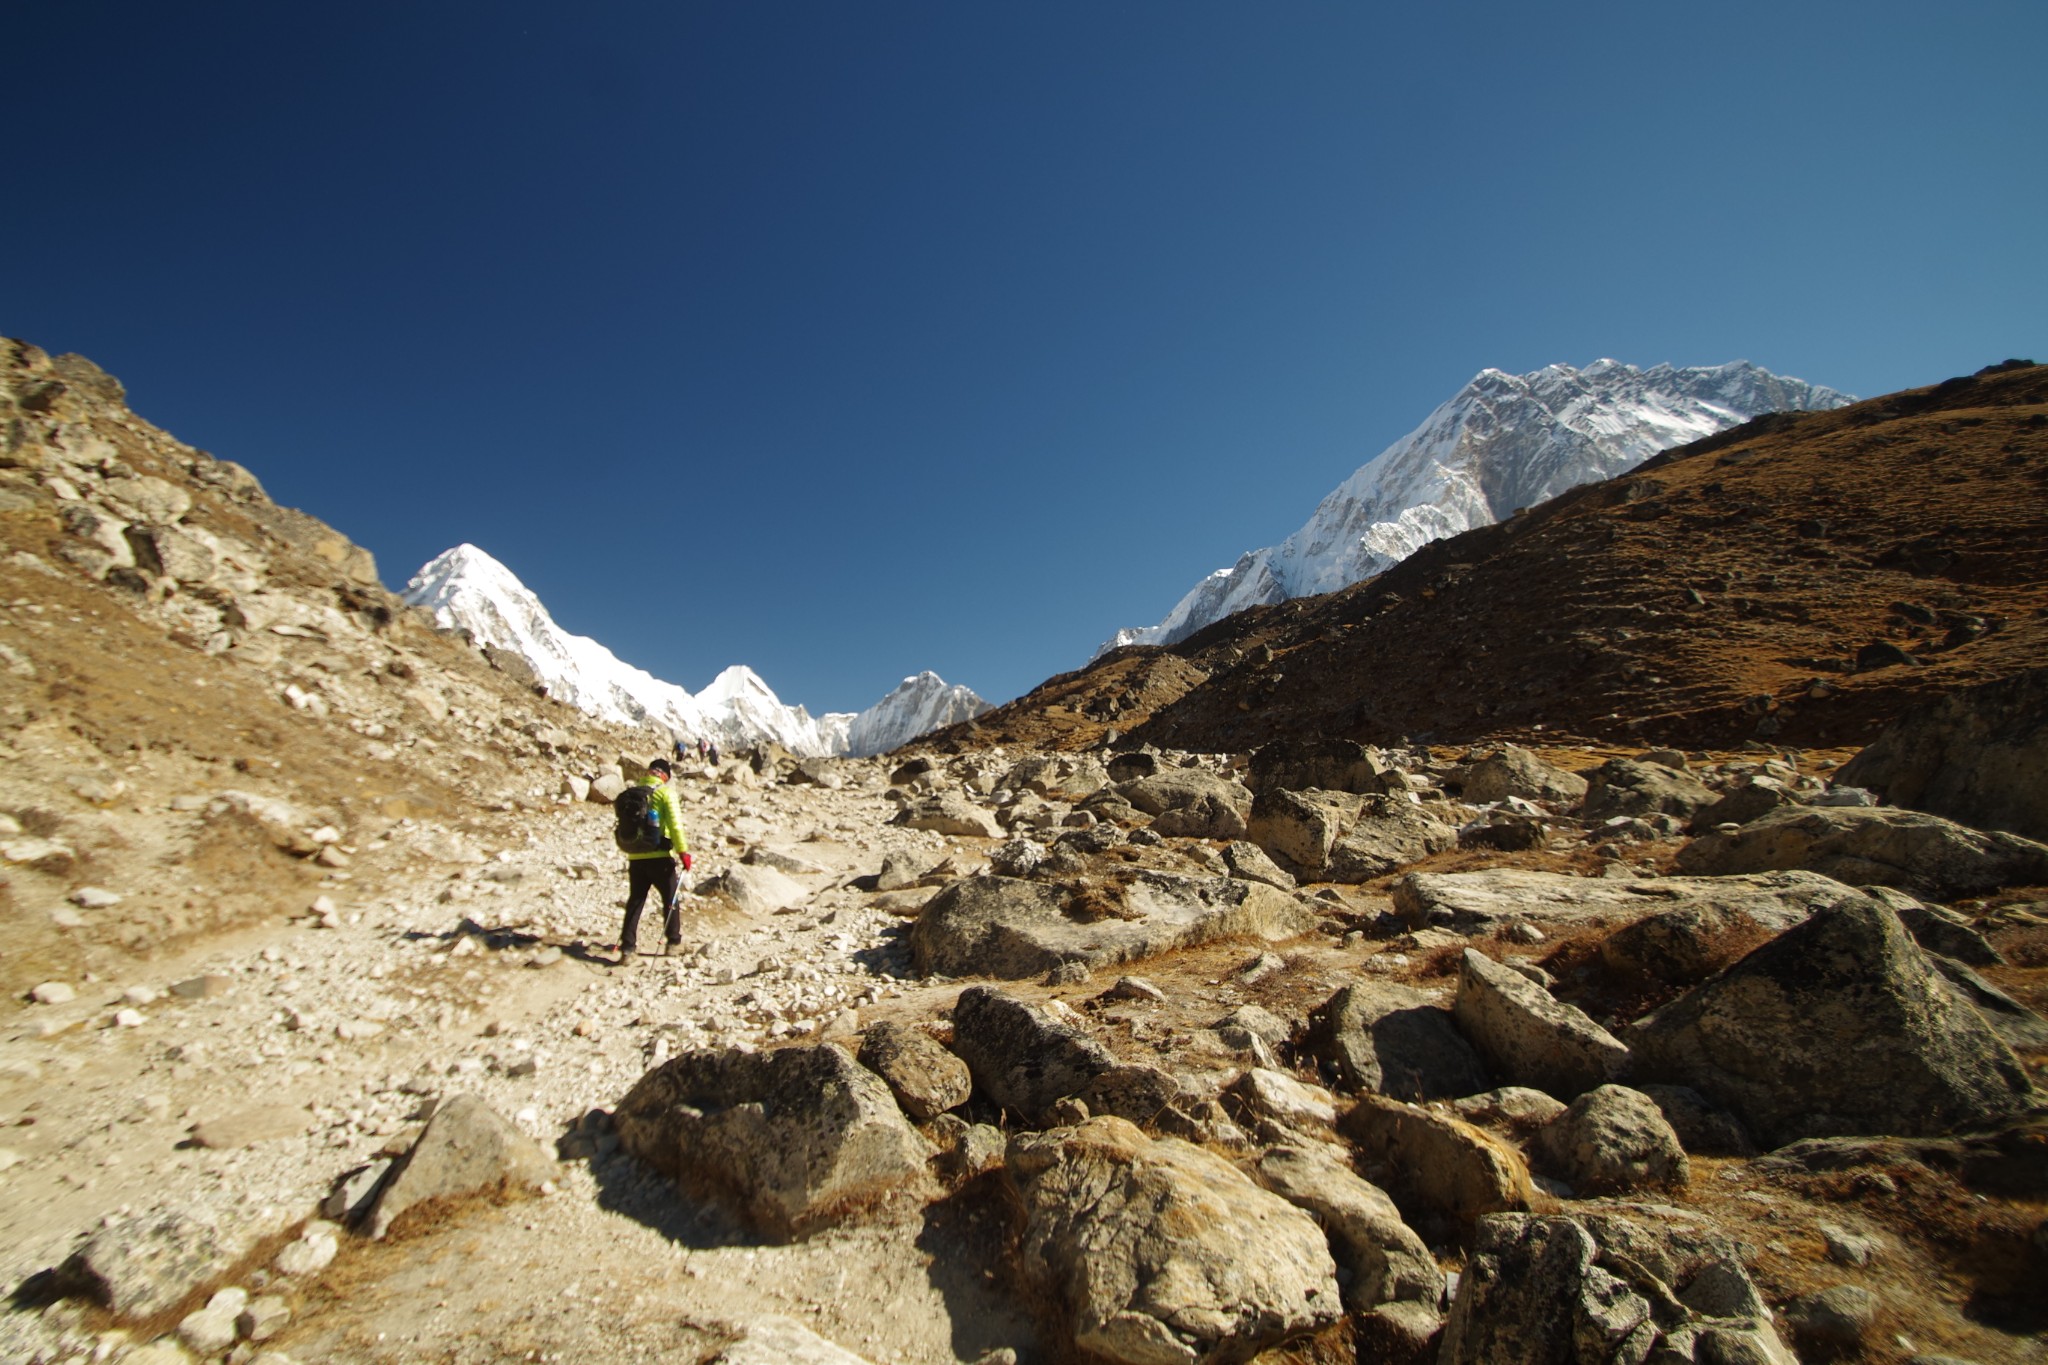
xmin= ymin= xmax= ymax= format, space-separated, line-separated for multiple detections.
xmin=681 ymin=852 xmax=693 ymax=871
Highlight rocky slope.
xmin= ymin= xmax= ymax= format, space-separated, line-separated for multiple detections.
xmin=403 ymin=544 xmax=988 ymax=757
xmin=3 ymin=338 xmax=2044 ymax=1365
xmin=1103 ymin=360 xmax=1852 ymax=654
xmin=951 ymin=361 xmax=2048 ymax=756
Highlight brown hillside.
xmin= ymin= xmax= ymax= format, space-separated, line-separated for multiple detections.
xmin=936 ymin=360 xmax=2048 ymax=754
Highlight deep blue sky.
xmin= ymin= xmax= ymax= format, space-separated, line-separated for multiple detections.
xmin=7 ymin=2 xmax=2042 ymax=713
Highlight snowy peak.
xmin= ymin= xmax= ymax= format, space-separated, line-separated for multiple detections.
xmin=400 ymin=545 xmax=982 ymax=757
xmin=1102 ymin=359 xmax=1851 ymax=653
xmin=845 ymin=671 xmax=992 ymax=758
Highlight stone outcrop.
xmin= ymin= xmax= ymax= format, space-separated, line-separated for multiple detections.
xmin=1674 ymin=805 xmax=2048 ymax=899
xmin=1006 ymin=1117 xmax=1340 ymax=1365
xmin=60 ymin=1206 xmax=265 ymax=1317
xmin=1246 ymin=739 xmax=1389 ymax=796
xmin=1440 ymin=1213 xmax=1794 ymax=1365
xmin=613 ymin=1045 xmax=930 ymax=1239
xmin=1117 ymin=770 xmax=1253 ymax=823
xmin=1629 ymin=899 xmax=2036 ymax=1147
xmin=947 ymin=986 xmax=1117 ymax=1124
xmin=856 ymin=1021 xmax=971 ymax=1123
xmin=909 ymin=872 xmax=1314 ymax=980
xmin=1249 ymin=789 xmax=1455 ymax=882
xmin=1338 ymin=1093 xmax=1533 ymax=1225
xmin=1599 ymin=902 xmax=1778 ymax=986
xmin=893 ymin=792 xmax=1001 ymax=838
xmin=364 ymin=1093 xmax=556 ymax=1239
xmin=1836 ymin=666 xmax=2048 ymax=841
xmin=1300 ymin=981 xmax=1488 ymax=1101
xmin=1529 ymin=1085 xmax=1690 ymax=1195
xmin=1463 ymin=747 xmax=1588 ymax=806
xmin=1253 ymin=1143 xmax=1443 ymax=1320
xmin=1580 ymin=758 xmax=1715 ymax=822
xmin=1393 ymin=867 xmax=1853 ymax=934
xmin=1453 ymin=950 xmax=1630 ymax=1100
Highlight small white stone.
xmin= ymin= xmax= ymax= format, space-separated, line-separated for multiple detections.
xmin=30 ymin=981 xmax=75 ymax=1005
xmin=69 ymin=886 xmax=123 ymax=908
xmin=113 ymin=1009 xmax=147 ymax=1028
xmin=122 ymin=986 xmax=159 ymax=1007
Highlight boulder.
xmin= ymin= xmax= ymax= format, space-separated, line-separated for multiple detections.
xmin=1006 ymin=1117 xmax=1340 ymax=1365
xmin=1150 ymin=791 xmax=1249 ymax=841
xmin=715 ymin=1315 xmax=878 ymax=1364
xmin=1005 ymin=754 xmax=1111 ymax=802
xmin=1220 ymin=1068 xmax=1339 ymax=1133
xmin=1246 ymin=788 xmax=1347 ymax=875
xmin=1598 ymin=902 xmax=1777 ymax=986
xmin=1581 ymin=758 xmax=1715 ymax=822
xmin=1777 ymin=1286 xmax=1879 ymax=1360
xmin=1836 ymin=666 xmax=2048 ymax=841
xmin=947 ymin=986 xmax=1117 ymax=1124
xmin=856 ymin=1021 xmax=971 ymax=1122
xmin=1690 ymin=774 xmax=1803 ymax=831
xmin=1117 ymin=770 xmax=1253 ymax=825
xmin=909 ymin=872 xmax=1314 ymax=981
xmin=1637 ymin=1085 xmax=1756 ymax=1157
xmin=1247 ymin=739 xmax=1389 ymax=796
xmin=710 ymin=863 xmax=810 ymax=916
xmin=1392 ymin=867 xmax=1853 ymax=934
xmin=60 ymin=1206 xmax=257 ymax=1317
xmin=1300 ymin=981 xmax=1488 ymax=1101
xmin=1629 ymin=899 xmax=2036 ymax=1147
xmin=1530 ymin=1085 xmax=1689 ymax=1195
xmin=1674 ymin=805 xmax=2048 ymax=899
xmin=1463 ymin=748 xmax=1589 ymax=806
xmin=1450 ymin=1086 xmax=1568 ymax=1138
xmin=1220 ymin=840 xmax=1295 ymax=890
xmin=892 ymin=792 xmax=1001 ymax=839
xmin=1440 ymin=1213 xmax=1794 ymax=1365
xmin=1337 ymin=1093 xmax=1532 ymax=1225
xmin=1254 ymin=1144 xmax=1443 ymax=1321
xmin=614 ymin=1045 xmax=930 ymax=1239
xmin=1323 ymin=797 xmax=1457 ymax=882
xmin=363 ymin=1093 xmax=555 ymax=1238
xmin=1453 ymin=950 xmax=1630 ymax=1100
xmin=588 ymin=771 xmax=627 ymax=803
xmin=125 ymin=523 xmax=217 ymax=584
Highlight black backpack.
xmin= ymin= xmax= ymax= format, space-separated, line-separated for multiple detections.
xmin=612 ymin=784 xmax=670 ymax=855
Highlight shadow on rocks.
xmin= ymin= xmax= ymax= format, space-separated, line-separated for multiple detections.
xmin=581 ymin=1136 xmax=765 ymax=1251
xmin=913 ymin=1174 xmax=1044 ymax=1365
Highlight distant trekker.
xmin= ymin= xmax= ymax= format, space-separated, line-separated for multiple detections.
xmin=611 ymin=757 xmax=690 ymax=965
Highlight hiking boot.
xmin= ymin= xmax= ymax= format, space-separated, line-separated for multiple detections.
xmin=661 ymin=941 xmax=679 ymax=957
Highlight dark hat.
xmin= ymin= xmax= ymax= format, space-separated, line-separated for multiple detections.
xmin=648 ymin=758 xmax=672 ymax=778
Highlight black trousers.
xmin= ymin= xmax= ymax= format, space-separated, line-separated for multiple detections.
xmin=621 ymin=857 xmax=680 ymax=953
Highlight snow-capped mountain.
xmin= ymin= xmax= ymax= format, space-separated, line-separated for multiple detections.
xmin=845 ymin=672 xmax=992 ymax=757
xmin=1102 ymin=359 xmax=1853 ymax=654
xmin=400 ymin=545 xmax=985 ymax=757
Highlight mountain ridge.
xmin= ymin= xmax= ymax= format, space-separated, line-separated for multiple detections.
xmin=400 ymin=544 xmax=987 ymax=757
xmin=1102 ymin=359 xmax=1854 ymax=654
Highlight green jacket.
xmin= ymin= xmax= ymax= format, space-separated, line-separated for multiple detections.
xmin=625 ymin=775 xmax=689 ymax=861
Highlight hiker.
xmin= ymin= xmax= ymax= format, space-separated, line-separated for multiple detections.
xmin=612 ymin=757 xmax=690 ymax=964
xmin=697 ymin=736 xmax=708 ymax=760
xmin=674 ymin=737 xmax=690 ymax=764
xmin=707 ymin=740 xmax=719 ymax=765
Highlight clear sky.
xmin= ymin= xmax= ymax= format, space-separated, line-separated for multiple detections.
xmin=6 ymin=2 xmax=2043 ymax=714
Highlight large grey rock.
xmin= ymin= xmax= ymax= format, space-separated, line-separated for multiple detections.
xmin=1530 ymin=1085 xmax=1690 ymax=1195
xmin=1006 ymin=753 xmax=1111 ymax=802
xmin=1220 ymin=1068 xmax=1338 ymax=1133
xmin=1247 ymin=739 xmax=1389 ymax=796
xmin=1246 ymin=788 xmax=1347 ymax=875
xmin=1463 ymin=747 xmax=1589 ymax=806
xmin=856 ymin=1021 xmax=971 ymax=1122
xmin=1117 ymin=769 xmax=1253 ymax=824
xmin=1323 ymin=797 xmax=1457 ymax=882
xmin=1393 ymin=867 xmax=1854 ymax=934
xmin=61 ymin=1206 xmax=256 ymax=1317
xmin=1220 ymin=840 xmax=1295 ymax=890
xmin=1674 ymin=804 xmax=2048 ymax=899
xmin=909 ymin=872 xmax=1314 ymax=980
xmin=1454 ymin=950 xmax=1630 ymax=1100
xmin=711 ymin=862 xmax=810 ymax=915
xmin=948 ymin=986 xmax=1117 ymax=1124
xmin=1338 ymin=1093 xmax=1533 ymax=1225
xmin=613 ymin=1045 xmax=930 ymax=1238
xmin=893 ymin=792 xmax=1001 ymax=838
xmin=1629 ymin=899 xmax=2036 ymax=1147
xmin=364 ymin=1093 xmax=555 ymax=1238
xmin=1301 ymin=981 xmax=1488 ymax=1101
xmin=1836 ymin=666 xmax=2048 ymax=841
xmin=1690 ymin=775 xmax=1803 ymax=831
xmin=1150 ymin=790 xmax=1250 ymax=840
xmin=1599 ymin=902 xmax=1779 ymax=986
xmin=1581 ymin=758 xmax=1715 ymax=822
xmin=1253 ymin=1143 xmax=1443 ymax=1318
xmin=1778 ymin=1285 xmax=1879 ymax=1359
xmin=1440 ymin=1213 xmax=1794 ymax=1365
xmin=125 ymin=523 xmax=216 ymax=584
xmin=715 ymin=1315 xmax=878 ymax=1364
xmin=1006 ymin=1117 xmax=1340 ymax=1365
